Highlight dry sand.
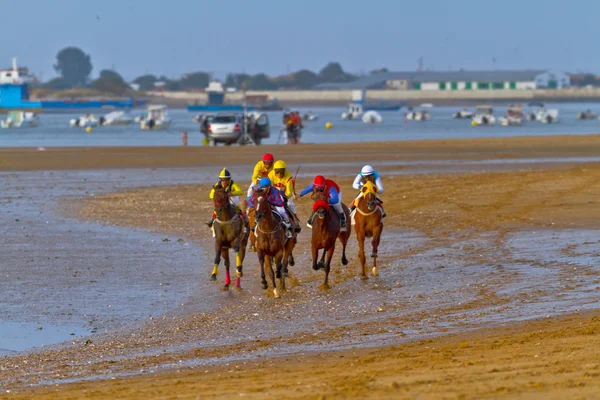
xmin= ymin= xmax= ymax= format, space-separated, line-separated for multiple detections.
xmin=1 ymin=136 xmax=600 ymax=399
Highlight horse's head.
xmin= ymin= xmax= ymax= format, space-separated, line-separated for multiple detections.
xmin=361 ymin=181 xmax=378 ymax=211
xmin=313 ymin=192 xmax=330 ymax=220
xmin=253 ymin=188 xmax=272 ymax=223
xmin=213 ymin=188 xmax=230 ymax=213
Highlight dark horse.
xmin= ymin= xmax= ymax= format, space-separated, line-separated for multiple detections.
xmin=211 ymin=188 xmax=249 ymax=290
xmin=353 ymin=181 xmax=383 ymax=278
xmin=253 ymin=190 xmax=294 ymax=298
xmin=311 ymin=192 xmax=351 ymax=289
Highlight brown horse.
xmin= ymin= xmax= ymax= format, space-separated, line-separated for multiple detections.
xmin=353 ymin=181 xmax=384 ymax=278
xmin=310 ymin=192 xmax=351 ymax=289
xmin=247 ymin=196 xmax=297 ymax=268
xmin=211 ymin=188 xmax=249 ymax=290
xmin=253 ymin=190 xmax=291 ymax=298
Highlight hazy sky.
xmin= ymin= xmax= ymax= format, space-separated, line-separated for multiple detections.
xmin=1 ymin=0 xmax=598 ymax=81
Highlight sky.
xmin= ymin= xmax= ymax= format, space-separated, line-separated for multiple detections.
xmin=1 ymin=0 xmax=599 ymax=82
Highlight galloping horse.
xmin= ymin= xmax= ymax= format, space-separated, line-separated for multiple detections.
xmin=211 ymin=188 xmax=249 ymax=290
xmin=353 ymin=181 xmax=384 ymax=278
xmin=311 ymin=192 xmax=351 ymax=289
xmin=253 ymin=190 xmax=291 ymax=298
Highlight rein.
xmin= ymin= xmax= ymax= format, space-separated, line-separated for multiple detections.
xmin=215 ymin=207 xmax=240 ymax=225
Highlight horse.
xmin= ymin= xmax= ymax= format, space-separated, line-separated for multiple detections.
xmin=253 ymin=189 xmax=292 ymax=298
xmin=352 ymin=181 xmax=384 ymax=278
xmin=310 ymin=192 xmax=351 ymax=289
xmin=211 ymin=188 xmax=249 ymax=290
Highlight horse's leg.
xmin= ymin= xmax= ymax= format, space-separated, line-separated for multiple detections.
xmin=258 ymin=251 xmax=268 ymax=290
xmin=265 ymin=254 xmax=279 ymax=298
xmin=357 ymin=227 xmax=367 ymax=279
xmin=248 ymin=210 xmax=256 ymax=252
xmin=371 ymin=224 xmax=383 ymax=277
xmin=211 ymin=240 xmax=221 ymax=281
xmin=234 ymin=238 xmax=243 ymax=279
xmin=312 ymin=244 xmax=319 ymax=271
xmin=323 ymin=246 xmax=335 ymax=290
xmin=221 ymin=248 xmax=231 ymax=290
xmin=340 ymin=206 xmax=350 ymax=266
xmin=317 ymin=249 xmax=327 ymax=270
xmin=276 ymin=251 xmax=286 ymax=293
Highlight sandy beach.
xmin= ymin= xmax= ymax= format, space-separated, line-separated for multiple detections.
xmin=1 ymin=136 xmax=599 ymax=399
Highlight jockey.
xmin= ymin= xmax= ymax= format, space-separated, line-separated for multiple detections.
xmin=246 ymin=153 xmax=275 ymax=199
xmin=268 ymin=160 xmax=300 ymax=232
xmin=350 ymin=165 xmax=386 ymax=218
xmin=300 ymin=175 xmax=347 ymax=231
xmin=247 ymin=177 xmax=294 ymax=238
xmin=207 ymin=168 xmax=245 ymax=228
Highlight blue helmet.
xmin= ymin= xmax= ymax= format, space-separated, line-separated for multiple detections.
xmin=258 ymin=177 xmax=272 ymax=189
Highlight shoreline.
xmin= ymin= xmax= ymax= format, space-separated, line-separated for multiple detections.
xmin=1 ymin=137 xmax=599 ymax=398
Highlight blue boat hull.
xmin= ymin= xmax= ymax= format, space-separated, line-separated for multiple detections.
xmin=0 ymin=98 xmax=147 ymax=114
xmin=187 ymin=105 xmax=257 ymax=112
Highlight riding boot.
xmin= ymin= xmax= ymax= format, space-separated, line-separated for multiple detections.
xmin=339 ymin=212 xmax=347 ymax=232
xmin=283 ymin=221 xmax=293 ymax=238
xmin=306 ymin=211 xmax=316 ymax=229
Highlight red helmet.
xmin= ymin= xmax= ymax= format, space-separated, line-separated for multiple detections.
xmin=313 ymin=175 xmax=326 ymax=188
xmin=262 ymin=153 xmax=274 ymax=162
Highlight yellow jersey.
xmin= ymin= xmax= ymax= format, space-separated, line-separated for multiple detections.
xmin=251 ymin=161 xmax=273 ymax=183
xmin=268 ymin=169 xmax=294 ymax=198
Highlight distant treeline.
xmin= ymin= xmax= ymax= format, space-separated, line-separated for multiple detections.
xmin=35 ymin=46 xmax=375 ymax=95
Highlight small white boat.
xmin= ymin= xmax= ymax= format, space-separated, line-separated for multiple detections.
xmin=405 ymin=109 xmax=431 ymax=121
xmin=140 ymin=105 xmax=172 ymax=130
xmin=362 ymin=110 xmax=382 ymax=124
xmin=70 ymin=114 xmax=98 ymax=128
xmin=100 ymin=111 xmax=134 ymax=126
xmin=472 ymin=105 xmax=496 ymax=126
xmin=302 ymin=111 xmax=318 ymax=121
xmin=537 ymin=109 xmax=559 ymax=124
xmin=499 ymin=106 xmax=524 ymax=126
xmin=341 ymin=103 xmax=363 ymax=120
xmin=452 ymin=109 xmax=473 ymax=119
xmin=1 ymin=111 xmax=39 ymax=128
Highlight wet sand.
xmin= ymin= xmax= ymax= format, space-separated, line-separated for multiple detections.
xmin=1 ymin=136 xmax=600 ymax=399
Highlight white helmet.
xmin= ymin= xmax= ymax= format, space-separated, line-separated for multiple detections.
xmin=361 ymin=165 xmax=375 ymax=176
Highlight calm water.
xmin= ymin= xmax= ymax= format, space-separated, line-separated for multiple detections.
xmin=1 ymin=102 xmax=600 ymax=147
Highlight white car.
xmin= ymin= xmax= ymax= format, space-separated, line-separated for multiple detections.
xmin=207 ymin=113 xmax=270 ymax=146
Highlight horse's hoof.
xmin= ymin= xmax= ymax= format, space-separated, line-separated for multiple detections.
xmin=371 ymin=253 xmax=378 ymax=258
xmin=210 ymin=274 xmax=217 ymax=281
xmin=320 ymin=283 xmax=331 ymax=290
xmin=289 ymin=258 xmax=295 ymax=267
xmin=342 ymin=256 xmax=348 ymax=266
xmin=235 ymin=286 xmax=243 ymax=291
xmin=273 ymin=288 xmax=280 ymax=299
xmin=221 ymin=285 xmax=230 ymax=291
xmin=275 ymin=270 xmax=281 ymax=279
xmin=372 ymin=267 xmax=378 ymax=276
xmin=261 ymin=282 xmax=268 ymax=290
xmin=360 ymin=274 xmax=369 ymax=281
xmin=282 ymin=269 xmax=289 ymax=278
xmin=316 ymin=262 xmax=324 ymax=270
xmin=235 ymin=269 xmax=243 ymax=278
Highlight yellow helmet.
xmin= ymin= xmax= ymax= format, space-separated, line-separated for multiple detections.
xmin=218 ymin=168 xmax=231 ymax=179
xmin=273 ymin=160 xmax=286 ymax=170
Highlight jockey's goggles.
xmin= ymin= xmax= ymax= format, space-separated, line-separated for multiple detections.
xmin=274 ymin=168 xmax=285 ymax=174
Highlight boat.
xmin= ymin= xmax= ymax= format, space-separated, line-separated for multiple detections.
xmin=0 ymin=57 xmax=147 ymax=113
xmin=245 ymin=95 xmax=283 ymax=111
xmin=526 ymin=102 xmax=559 ymax=123
xmin=100 ymin=110 xmax=134 ymax=126
xmin=341 ymin=103 xmax=363 ymax=120
xmin=140 ymin=105 xmax=171 ymax=130
xmin=0 ymin=110 xmax=39 ymax=128
xmin=576 ymin=109 xmax=597 ymax=120
xmin=452 ymin=109 xmax=473 ymax=119
xmin=187 ymin=82 xmax=256 ymax=112
xmin=342 ymin=90 xmax=404 ymax=120
xmin=404 ymin=108 xmax=431 ymax=121
xmin=302 ymin=111 xmax=318 ymax=121
xmin=472 ymin=105 xmax=496 ymax=126
xmin=498 ymin=105 xmax=524 ymax=126
xmin=70 ymin=114 xmax=98 ymax=128
xmin=362 ymin=110 xmax=382 ymax=124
